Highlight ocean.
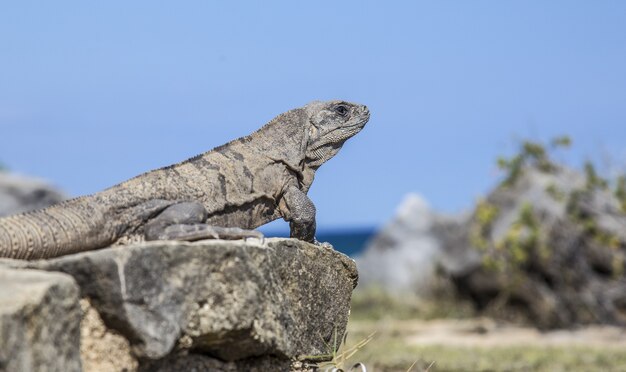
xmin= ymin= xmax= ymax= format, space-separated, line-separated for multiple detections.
xmin=263 ymin=227 xmax=377 ymax=257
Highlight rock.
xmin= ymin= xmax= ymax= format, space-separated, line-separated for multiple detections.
xmin=356 ymin=193 xmax=477 ymax=295
xmin=80 ymin=299 xmax=138 ymax=372
xmin=0 ymin=267 xmax=81 ymax=372
xmin=452 ymin=166 xmax=626 ymax=328
xmin=11 ymin=238 xmax=356 ymax=369
xmin=361 ymin=164 xmax=626 ymax=329
xmin=0 ymin=173 xmax=66 ymax=217
xmin=138 ymin=354 xmax=309 ymax=372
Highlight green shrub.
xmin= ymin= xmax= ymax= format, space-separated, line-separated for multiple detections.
xmin=497 ymin=136 xmax=570 ymax=187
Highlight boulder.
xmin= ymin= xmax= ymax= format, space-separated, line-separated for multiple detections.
xmin=0 ymin=173 xmax=66 ymax=217
xmin=453 ymin=166 xmax=626 ymax=328
xmin=360 ymin=164 xmax=626 ymax=329
xmin=0 ymin=267 xmax=81 ymax=372
xmin=356 ymin=193 xmax=477 ymax=295
xmin=2 ymin=238 xmax=357 ymax=370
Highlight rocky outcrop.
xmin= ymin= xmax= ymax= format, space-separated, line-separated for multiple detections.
xmin=361 ymin=164 xmax=626 ymax=328
xmin=0 ymin=172 xmax=66 ymax=217
xmin=0 ymin=238 xmax=357 ymax=371
xmin=454 ymin=166 xmax=626 ymax=328
xmin=356 ymin=194 xmax=476 ymax=295
xmin=0 ymin=267 xmax=81 ymax=372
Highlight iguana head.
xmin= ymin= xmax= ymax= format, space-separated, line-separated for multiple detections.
xmin=304 ymin=100 xmax=370 ymax=169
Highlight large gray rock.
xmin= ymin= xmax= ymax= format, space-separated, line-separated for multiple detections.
xmin=0 ymin=173 xmax=66 ymax=217
xmin=452 ymin=166 xmax=626 ymax=328
xmin=356 ymin=193 xmax=476 ymax=295
xmin=360 ymin=165 xmax=626 ymax=328
xmin=0 ymin=267 xmax=81 ymax=372
xmin=14 ymin=238 xmax=357 ymax=368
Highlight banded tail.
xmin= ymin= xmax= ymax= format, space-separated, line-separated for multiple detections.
xmin=0 ymin=197 xmax=114 ymax=260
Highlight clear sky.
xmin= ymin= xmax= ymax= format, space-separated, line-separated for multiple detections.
xmin=1 ymin=1 xmax=625 ymax=230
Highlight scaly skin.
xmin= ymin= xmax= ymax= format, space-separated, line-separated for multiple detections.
xmin=0 ymin=100 xmax=370 ymax=259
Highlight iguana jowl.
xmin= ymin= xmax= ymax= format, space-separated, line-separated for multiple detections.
xmin=0 ymin=100 xmax=369 ymax=260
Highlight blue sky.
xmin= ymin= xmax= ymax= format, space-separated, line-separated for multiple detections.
xmin=1 ymin=1 xmax=625 ymax=230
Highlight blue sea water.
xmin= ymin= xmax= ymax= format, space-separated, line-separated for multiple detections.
xmin=316 ymin=228 xmax=377 ymax=256
xmin=263 ymin=227 xmax=377 ymax=257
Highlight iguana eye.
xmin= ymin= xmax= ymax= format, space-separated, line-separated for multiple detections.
xmin=334 ymin=105 xmax=348 ymax=116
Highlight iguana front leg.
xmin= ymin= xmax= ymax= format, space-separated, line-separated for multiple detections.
xmin=279 ymin=185 xmax=316 ymax=243
xmin=144 ymin=202 xmax=263 ymax=242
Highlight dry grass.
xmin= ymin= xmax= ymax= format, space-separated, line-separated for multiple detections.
xmin=350 ymin=287 xmax=475 ymax=322
xmin=347 ymin=290 xmax=626 ymax=371
xmin=344 ymin=318 xmax=626 ymax=372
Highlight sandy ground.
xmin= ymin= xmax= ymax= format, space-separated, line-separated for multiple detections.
xmin=351 ymin=318 xmax=626 ymax=349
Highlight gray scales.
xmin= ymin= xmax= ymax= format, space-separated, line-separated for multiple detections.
xmin=0 ymin=101 xmax=369 ymax=260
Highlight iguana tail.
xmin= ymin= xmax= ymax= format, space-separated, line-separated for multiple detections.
xmin=0 ymin=197 xmax=114 ymax=260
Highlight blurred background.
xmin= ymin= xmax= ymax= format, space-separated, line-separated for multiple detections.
xmin=2 ymin=1 xmax=626 ymax=371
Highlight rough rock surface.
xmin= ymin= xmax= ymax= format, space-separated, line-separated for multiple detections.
xmin=453 ymin=166 xmax=626 ymax=328
xmin=1 ymin=238 xmax=357 ymax=370
xmin=138 ymin=354 xmax=313 ymax=372
xmin=0 ymin=172 xmax=66 ymax=217
xmin=0 ymin=267 xmax=81 ymax=372
xmin=363 ymin=165 xmax=626 ymax=328
xmin=80 ymin=299 xmax=138 ymax=372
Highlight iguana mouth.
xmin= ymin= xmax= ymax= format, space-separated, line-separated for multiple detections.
xmin=356 ymin=106 xmax=370 ymax=126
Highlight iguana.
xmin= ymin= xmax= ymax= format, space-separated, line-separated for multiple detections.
xmin=0 ymin=100 xmax=369 ymax=260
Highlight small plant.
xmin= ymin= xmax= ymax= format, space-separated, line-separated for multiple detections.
xmin=545 ymin=183 xmax=566 ymax=202
xmin=497 ymin=136 xmax=571 ymax=187
xmin=497 ymin=154 xmax=524 ymax=186
xmin=615 ymin=175 xmax=626 ymax=213
xmin=303 ymin=328 xmax=375 ymax=372
xmin=504 ymin=203 xmax=542 ymax=265
xmin=522 ymin=141 xmax=554 ymax=172
xmin=479 ymin=202 xmax=548 ymax=275
xmin=584 ymin=161 xmax=608 ymax=191
xmin=317 ymin=330 xmax=429 ymax=372
xmin=550 ymin=135 xmax=572 ymax=148
xmin=470 ymin=200 xmax=499 ymax=250
xmin=323 ymin=363 xmax=367 ymax=372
